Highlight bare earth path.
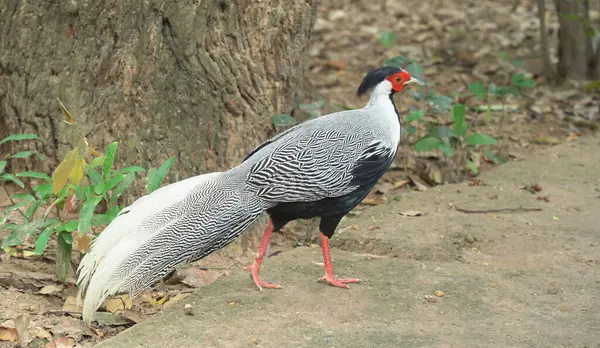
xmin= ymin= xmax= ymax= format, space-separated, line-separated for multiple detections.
xmin=100 ymin=136 xmax=600 ymax=348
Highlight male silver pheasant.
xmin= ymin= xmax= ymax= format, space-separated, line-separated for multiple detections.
xmin=77 ymin=66 xmax=419 ymax=322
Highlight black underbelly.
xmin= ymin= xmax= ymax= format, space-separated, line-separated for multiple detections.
xmin=266 ymin=182 xmax=376 ymax=222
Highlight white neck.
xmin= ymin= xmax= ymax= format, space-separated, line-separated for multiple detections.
xmin=367 ymin=80 xmax=393 ymax=106
xmin=364 ymin=80 xmax=401 ymax=149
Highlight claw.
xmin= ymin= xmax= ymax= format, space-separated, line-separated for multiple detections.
xmin=318 ymin=274 xmax=360 ymax=289
xmin=245 ymin=262 xmax=282 ymax=291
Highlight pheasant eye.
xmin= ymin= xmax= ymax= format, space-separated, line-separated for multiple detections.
xmin=395 ymin=76 xmax=401 ymax=82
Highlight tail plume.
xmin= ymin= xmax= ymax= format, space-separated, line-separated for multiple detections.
xmin=77 ymin=171 xmax=267 ymax=323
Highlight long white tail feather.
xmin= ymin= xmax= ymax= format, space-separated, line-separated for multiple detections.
xmin=78 ymin=171 xmax=270 ymax=323
xmin=76 ymin=172 xmax=221 ymax=312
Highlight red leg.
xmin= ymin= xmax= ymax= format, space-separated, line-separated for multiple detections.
xmin=244 ymin=219 xmax=282 ymax=291
xmin=318 ymin=232 xmax=360 ymax=289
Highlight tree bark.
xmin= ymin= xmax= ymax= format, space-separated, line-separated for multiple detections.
xmin=554 ymin=0 xmax=597 ymax=80
xmin=0 ymin=0 xmax=317 ymax=179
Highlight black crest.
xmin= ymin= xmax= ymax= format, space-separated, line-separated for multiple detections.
xmin=356 ymin=66 xmax=402 ymax=97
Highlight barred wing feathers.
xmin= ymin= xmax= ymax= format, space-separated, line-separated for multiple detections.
xmin=245 ymin=122 xmax=396 ymax=203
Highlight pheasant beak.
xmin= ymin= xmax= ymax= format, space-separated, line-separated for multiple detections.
xmin=404 ymin=77 xmax=420 ymax=86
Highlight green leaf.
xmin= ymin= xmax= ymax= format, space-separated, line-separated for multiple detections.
xmin=1 ymin=219 xmax=57 ymax=248
xmin=0 ymin=161 xmax=6 ymax=174
xmin=1 ymin=201 xmax=29 ymax=224
xmin=10 ymin=193 xmax=36 ymax=202
xmin=405 ymin=125 xmax=417 ymax=135
xmin=147 ymin=157 xmax=174 ymax=194
xmin=114 ymin=166 xmax=145 ymax=175
xmin=380 ymin=31 xmax=395 ymax=48
xmin=466 ymin=159 xmax=478 ymax=175
xmin=92 ymin=206 xmax=120 ymax=226
xmin=35 ymin=225 xmax=55 ymax=255
xmin=511 ymin=73 xmax=536 ymax=89
xmin=9 ymin=151 xmax=35 ymax=159
xmin=111 ymin=172 xmax=136 ymax=203
xmin=86 ymin=166 xmax=103 ymax=186
xmin=438 ymin=143 xmax=454 ymax=157
xmin=102 ymin=141 xmax=118 ymax=181
xmin=1 ymin=173 xmax=25 ymax=188
xmin=56 ymin=220 xmax=79 ymax=233
xmin=498 ymin=52 xmax=525 ymax=69
xmin=94 ymin=183 xmax=106 ymax=195
xmin=16 ymin=171 xmax=52 ymax=181
xmin=405 ymin=110 xmax=424 ymax=123
xmin=105 ymin=174 xmax=126 ymax=193
xmin=56 ymin=232 xmax=73 ymax=282
xmin=78 ymin=196 xmax=101 ymax=235
xmin=428 ymin=95 xmax=454 ymax=113
xmin=452 ymin=104 xmax=468 ymax=137
xmin=405 ymin=62 xmax=424 ymax=82
xmin=271 ymin=114 xmax=297 ymax=127
xmin=89 ymin=156 xmax=105 ymax=168
xmin=484 ymin=148 xmax=506 ymax=164
xmin=414 ymin=137 xmax=443 ymax=151
xmin=493 ymin=86 xmax=520 ymax=97
xmin=468 ymin=82 xmax=486 ymax=100
xmin=465 ymin=133 xmax=497 ymax=146
xmin=4 ymin=201 xmax=30 ymax=212
xmin=145 ymin=167 xmax=157 ymax=194
xmin=25 ymin=199 xmax=44 ymax=220
xmin=32 ymin=183 xmax=53 ymax=198
xmin=428 ymin=126 xmax=454 ymax=139
xmin=0 ymin=134 xmax=40 ymax=146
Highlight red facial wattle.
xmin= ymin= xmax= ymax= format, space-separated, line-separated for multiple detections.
xmin=385 ymin=71 xmax=413 ymax=92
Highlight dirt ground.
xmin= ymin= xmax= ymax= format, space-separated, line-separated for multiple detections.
xmin=97 ymin=134 xmax=600 ymax=348
xmin=1 ymin=0 xmax=600 ymax=346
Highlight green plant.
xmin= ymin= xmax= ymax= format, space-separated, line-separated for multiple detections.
xmin=468 ymin=72 xmax=537 ymax=120
xmin=413 ymin=104 xmax=498 ymax=176
xmin=1 ymin=101 xmax=174 ymax=281
xmin=380 ymin=31 xmax=396 ymax=49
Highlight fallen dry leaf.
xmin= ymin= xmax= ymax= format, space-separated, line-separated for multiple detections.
xmin=33 ymin=327 xmax=52 ymax=340
xmin=323 ymin=59 xmax=348 ymax=70
xmin=360 ymin=196 xmax=386 ymax=205
xmin=106 ymin=294 xmax=133 ymax=313
xmin=39 ymin=284 xmax=63 ymax=295
xmin=13 ymin=314 xmax=29 ymax=344
xmin=0 ymin=327 xmax=18 ymax=342
xmin=48 ymin=336 xmax=76 ymax=348
xmin=409 ymin=175 xmax=428 ymax=191
xmin=392 ymin=179 xmax=410 ymax=189
xmin=118 ymin=310 xmax=149 ymax=324
xmin=61 ymin=296 xmax=82 ymax=314
xmin=92 ymin=312 xmax=132 ymax=327
xmin=434 ymin=290 xmax=445 ymax=297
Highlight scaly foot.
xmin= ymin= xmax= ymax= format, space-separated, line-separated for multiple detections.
xmin=318 ymin=273 xmax=361 ymax=289
xmin=244 ymin=262 xmax=282 ymax=291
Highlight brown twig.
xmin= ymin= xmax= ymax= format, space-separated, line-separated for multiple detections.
xmin=454 ymin=206 xmax=542 ymax=214
xmin=1 ymin=184 xmax=30 ymax=222
xmin=43 ymin=310 xmax=82 ymax=316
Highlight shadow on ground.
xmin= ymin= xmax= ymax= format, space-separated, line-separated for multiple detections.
xmin=100 ymin=136 xmax=600 ymax=348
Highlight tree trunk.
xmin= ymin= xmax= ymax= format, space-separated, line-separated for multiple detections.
xmin=0 ymin=0 xmax=317 ymax=179
xmin=554 ymin=0 xmax=597 ymax=80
